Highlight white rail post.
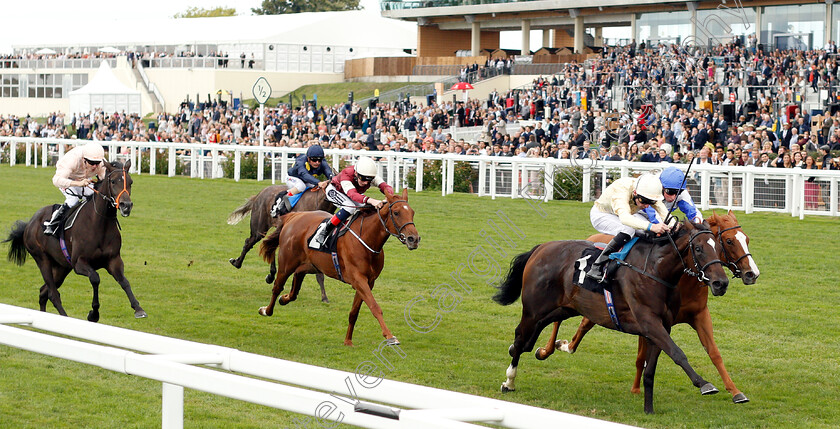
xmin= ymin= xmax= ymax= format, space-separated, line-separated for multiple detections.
xmin=168 ymin=146 xmax=176 ymax=177
xmin=150 ymin=146 xmax=156 ymax=176
xmin=25 ymin=141 xmax=31 ymax=166
xmin=190 ymin=148 xmax=198 ymax=178
xmin=441 ymin=158 xmax=448 ymax=197
xmin=744 ymin=170 xmax=754 ymax=214
xmin=42 ymin=141 xmax=48 ymax=167
xmin=161 ymin=383 xmax=184 ymax=429
xmin=477 ymin=160 xmax=486 ymax=196
xmin=581 ymin=167 xmax=591 ymax=203
xmin=490 ymin=161 xmax=497 ymax=199
xmin=416 ymin=157 xmax=424 ymax=192
xmin=10 ymin=141 xmax=16 ymax=166
xmin=543 ymin=162 xmax=554 ymax=202
xmin=234 ymin=150 xmax=241 ymax=182
xmin=700 ymin=170 xmax=710 ymax=211
xmin=831 ymin=178 xmax=838 ymax=217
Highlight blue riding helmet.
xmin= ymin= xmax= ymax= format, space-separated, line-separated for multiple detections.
xmin=306 ymin=144 xmax=325 ymax=159
xmin=660 ymin=166 xmax=687 ymax=190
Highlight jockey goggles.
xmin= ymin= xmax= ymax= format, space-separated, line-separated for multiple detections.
xmin=308 ymin=156 xmax=323 ymax=162
xmin=84 ymin=158 xmax=102 ymax=165
xmin=636 ymin=194 xmax=657 ymax=206
xmin=664 ymin=188 xmax=683 ymax=196
xmin=356 ymin=173 xmax=374 ymax=183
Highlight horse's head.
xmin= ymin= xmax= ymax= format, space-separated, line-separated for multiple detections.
xmin=675 ymin=220 xmax=729 ymax=296
xmin=708 ymin=211 xmax=759 ymax=285
xmin=381 ymin=188 xmax=420 ymax=250
xmin=102 ymin=159 xmax=133 ymax=217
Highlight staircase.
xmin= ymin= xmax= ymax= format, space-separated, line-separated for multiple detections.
xmin=132 ymin=63 xmax=164 ymax=113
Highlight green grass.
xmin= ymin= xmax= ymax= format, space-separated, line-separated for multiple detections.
xmin=1 ymin=164 xmax=839 ymax=428
xmin=245 ymin=82 xmax=429 ymax=109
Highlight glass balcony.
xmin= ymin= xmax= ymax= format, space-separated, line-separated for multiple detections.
xmin=380 ymin=0 xmax=536 ymax=11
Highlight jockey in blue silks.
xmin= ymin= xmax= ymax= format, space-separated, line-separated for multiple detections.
xmin=643 ymin=166 xmax=703 ymax=225
xmin=270 ymin=144 xmax=334 ymax=217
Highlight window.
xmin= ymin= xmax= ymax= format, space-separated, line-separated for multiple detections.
xmin=0 ymin=73 xmax=87 ymax=98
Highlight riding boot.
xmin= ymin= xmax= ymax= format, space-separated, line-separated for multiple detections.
xmin=585 ymin=232 xmax=632 ymax=282
xmin=43 ymin=203 xmax=70 ymax=236
xmin=309 ymin=220 xmax=336 ymax=249
xmin=271 ymin=194 xmax=293 ymax=218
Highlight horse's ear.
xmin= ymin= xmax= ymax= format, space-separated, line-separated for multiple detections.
xmin=727 ymin=209 xmax=734 ymax=216
xmin=124 ymin=159 xmax=132 ymax=171
xmin=401 ymin=188 xmax=408 ymax=200
xmin=706 ymin=212 xmax=717 ymax=226
xmin=383 ymin=187 xmax=394 ymax=199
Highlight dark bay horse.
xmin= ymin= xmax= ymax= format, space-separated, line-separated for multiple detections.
xmin=258 ymin=188 xmax=419 ymax=346
xmin=493 ymin=220 xmax=729 ymax=414
xmin=4 ymin=160 xmax=146 ymax=322
xmin=536 ymin=211 xmax=759 ymax=404
xmin=227 ymin=184 xmax=335 ymax=302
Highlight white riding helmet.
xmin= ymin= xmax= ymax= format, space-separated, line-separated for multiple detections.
xmin=82 ymin=142 xmax=105 ymax=162
xmin=634 ymin=174 xmax=664 ymax=203
xmin=355 ymin=156 xmax=378 ymax=177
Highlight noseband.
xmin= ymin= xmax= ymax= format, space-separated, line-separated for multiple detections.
xmin=716 ymin=224 xmax=752 ymax=278
xmin=95 ymin=168 xmax=129 ymax=209
xmin=668 ymin=227 xmax=725 ymax=284
xmin=377 ymin=199 xmax=415 ymax=245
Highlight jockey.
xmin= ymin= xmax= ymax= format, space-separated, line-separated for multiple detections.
xmin=270 ymin=144 xmax=334 ymax=217
xmin=642 ymin=166 xmax=703 ymax=224
xmin=309 ymin=156 xmax=393 ymax=248
xmin=586 ymin=173 xmax=672 ymax=282
xmin=43 ymin=142 xmax=107 ymax=236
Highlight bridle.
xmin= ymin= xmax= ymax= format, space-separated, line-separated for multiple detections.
xmin=716 ymin=224 xmax=752 ymax=279
xmin=667 ymin=226 xmax=725 ymax=284
xmin=94 ymin=168 xmax=130 ymax=210
xmin=376 ymin=199 xmax=415 ymax=245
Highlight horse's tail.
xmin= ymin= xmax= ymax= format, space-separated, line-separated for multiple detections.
xmin=493 ymin=245 xmax=539 ymax=306
xmin=259 ymin=223 xmax=284 ymax=264
xmin=3 ymin=220 xmax=28 ymax=266
xmin=227 ymin=194 xmax=258 ymax=225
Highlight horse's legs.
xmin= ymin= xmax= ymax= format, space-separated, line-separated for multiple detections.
xmin=266 ymin=261 xmax=277 ymax=285
xmin=345 ymin=275 xmax=396 ymax=344
xmin=230 ymin=232 xmax=261 ymax=269
xmin=344 ymin=291 xmax=364 ymax=346
xmin=503 ymin=307 xmax=572 ymax=392
xmin=39 ymin=284 xmax=49 ymax=311
xmin=535 ymin=322 xmax=560 ymax=360
xmin=279 ymin=272 xmax=306 ymax=305
xmin=74 ymin=258 xmax=102 ymax=322
xmin=316 ymin=273 xmax=329 ymax=303
xmin=39 ymin=266 xmax=70 ymax=312
xmin=259 ymin=269 xmax=292 ymax=317
xmin=34 ymin=257 xmax=67 ymax=316
xmin=638 ymin=317 xmax=718 ymax=401
xmin=642 ymin=338 xmax=663 ymax=414
xmin=559 ymin=317 xmax=596 ymax=354
xmin=692 ymin=308 xmax=748 ymax=403
xmin=631 ymin=336 xmax=647 ymax=394
xmin=105 ymin=256 xmax=146 ymax=319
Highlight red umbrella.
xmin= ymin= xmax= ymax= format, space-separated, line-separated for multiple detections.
xmin=451 ymin=82 xmax=474 ymax=91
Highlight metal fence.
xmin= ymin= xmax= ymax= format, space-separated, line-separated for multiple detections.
xmin=2 ymin=137 xmax=838 ymax=220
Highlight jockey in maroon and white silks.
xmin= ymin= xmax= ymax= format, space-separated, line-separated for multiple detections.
xmin=43 ymin=142 xmax=107 ymax=235
xmin=310 ymin=156 xmax=393 ymax=248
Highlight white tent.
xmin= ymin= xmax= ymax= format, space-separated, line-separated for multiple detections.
xmin=69 ymin=61 xmax=141 ymax=115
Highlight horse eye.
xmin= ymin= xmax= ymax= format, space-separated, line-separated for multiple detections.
xmin=726 ymin=239 xmax=733 ymax=245
xmin=695 ymin=246 xmax=702 ymax=252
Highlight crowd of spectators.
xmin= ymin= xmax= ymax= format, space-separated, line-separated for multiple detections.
xmin=2 ymin=37 xmax=840 ymax=172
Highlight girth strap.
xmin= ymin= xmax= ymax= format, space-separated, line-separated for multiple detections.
xmin=615 ymin=259 xmax=675 ymax=289
xmin=331 ymin=251 xmax=345 ymax=283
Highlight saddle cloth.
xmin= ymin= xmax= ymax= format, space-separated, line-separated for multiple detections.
xmin=50 ymin=200 xmax=88 ymax=232
xmin=307 ymin=212 xmax=361 ymax=253
xmin=272 ymin=190 xmax=305 ymax=210
xmin=573 ymin=237 xmax=639 ymax=293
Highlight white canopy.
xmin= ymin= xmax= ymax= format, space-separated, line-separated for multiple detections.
xmin=69 ymin=61 xmax=141 ymax=115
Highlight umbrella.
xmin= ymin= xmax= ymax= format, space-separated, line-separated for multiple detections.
xmin=451 ymin=82 xmax=474 ymax=91
xmin=99 ymin=46 xmax=121 ymax=54
xmin=34 ymin=48 xmax=56 ymax=55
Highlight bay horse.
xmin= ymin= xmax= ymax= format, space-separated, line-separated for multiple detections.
xmin=4 ymin=159 xmax=146 ymax=322
xmin=535 ymin=211 xmax=759 ymax=404
xmin=494 ymin=220 xmax=729 ymax=414
xmin=258 ymin=188 xmax=419 ymax=346
xmin=227 ymin=184 xmax=335 ymax=302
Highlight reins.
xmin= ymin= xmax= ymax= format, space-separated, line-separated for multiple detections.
xmin=377 ymin=199 xmax=415 ymax=246
xmin=92 ymin=167 xmax=128 ymax=222
xmin=716 ymin=224 xmax=752 ymax=278
xmin=666 ymin=227 xmax=725 ymax=283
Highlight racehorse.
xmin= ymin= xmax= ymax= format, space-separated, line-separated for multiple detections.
xmin=4 ymin=160 xmax=146 ymax=322
xmin=535 ymin=211 xmax=759 ymax=404
xmin=493 ymin=220 xmax=729 ymax=414
xmin=227 ymin=184 xmax=335 ymax=302
xmin=258 ymin=188 xmax=419 ymax=346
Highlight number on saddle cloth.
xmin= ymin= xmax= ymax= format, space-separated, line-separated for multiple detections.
xmin=573 ymin=238 xmax=639 ymax=293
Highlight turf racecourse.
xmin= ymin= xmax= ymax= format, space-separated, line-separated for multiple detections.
xmin=0 ymin=164 xmax=838 ymax=429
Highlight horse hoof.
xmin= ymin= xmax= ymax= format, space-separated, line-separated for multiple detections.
xmin=535 ymin=347 xmax=548 ymax=360
xmin=630 ymin=387 xmax=641 ymax=395
xmin=321 ymin=298 xmax=330 ymax=304
xmin=700 ymin=382 xmax=719 ymax=395
xmin=87 ymin=311 xmax=100 ymax=323
xmin=258 ymin=307 xmax=269 ymax=316
xmin=229 ymin=258 xmax=241 ymax=269
xmin=501 ymin=384 xmax=515 ymax=393
xmin=344 ymin=340 xmax=354 ymax=347
xmin=732 ymin=393 xmax=750 ymax=404
xmin=386 ymin=337 xmax=400 ymax=346
xmin=134 ymin=310 xmax=147 ymax=319
xmin=265 ymin=274 xmax=274 ymax=284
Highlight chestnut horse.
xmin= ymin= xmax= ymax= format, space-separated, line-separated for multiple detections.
xmin=4 ymin=160 xmax=146 ymax=321
xmin=494 ymin=220 xmax=729 ymax=414
xmin=536 ymin=211 xmax=759 ymax=404
xmin=227 ymin=184 xmax=335 ymax=302
xmin=258 ymin=188 xmax=419 ymax=346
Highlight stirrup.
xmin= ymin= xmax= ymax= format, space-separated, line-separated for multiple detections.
xmin=585 ymin=266 xmax=606 ymax=282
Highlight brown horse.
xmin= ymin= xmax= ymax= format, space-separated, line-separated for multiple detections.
xmin=4 ymin=160 xmax=146 ymax=322
xmin=536 ymin=211 xmax=758 ymax=404
xmin=258 ymin=188 xmax=419 ymax=346
xmin=494 ymin=220 xmax=729 ymax=414
xmin=227 ymin=184 xmax=335 ymax=302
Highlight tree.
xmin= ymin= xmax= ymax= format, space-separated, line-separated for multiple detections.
xmin=174 ymin=6 xmax=237 ymax=18
xmin=252 ymin=0 xmax=360 ymax=15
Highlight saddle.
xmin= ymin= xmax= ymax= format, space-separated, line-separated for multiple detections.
xmin=573 ymin=237 xmax=640 ymax=294
xmin=272 ymin=190 xmax=305 ymax=211
xmin=307 ymin=211 xmax=363 ymax=253
xmin=49 ymin=200 xmax=88 ymax=233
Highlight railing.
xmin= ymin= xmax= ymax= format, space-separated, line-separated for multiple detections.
xmin=0 ymin=303 xmax=634 ymax=429
xmin=2 ymin=137 xmax=838 ymax=219
xmin=136 ymin=60 xmax=165 ymax=112
xmin=0 ymin=58 xmax=118 ymax=69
